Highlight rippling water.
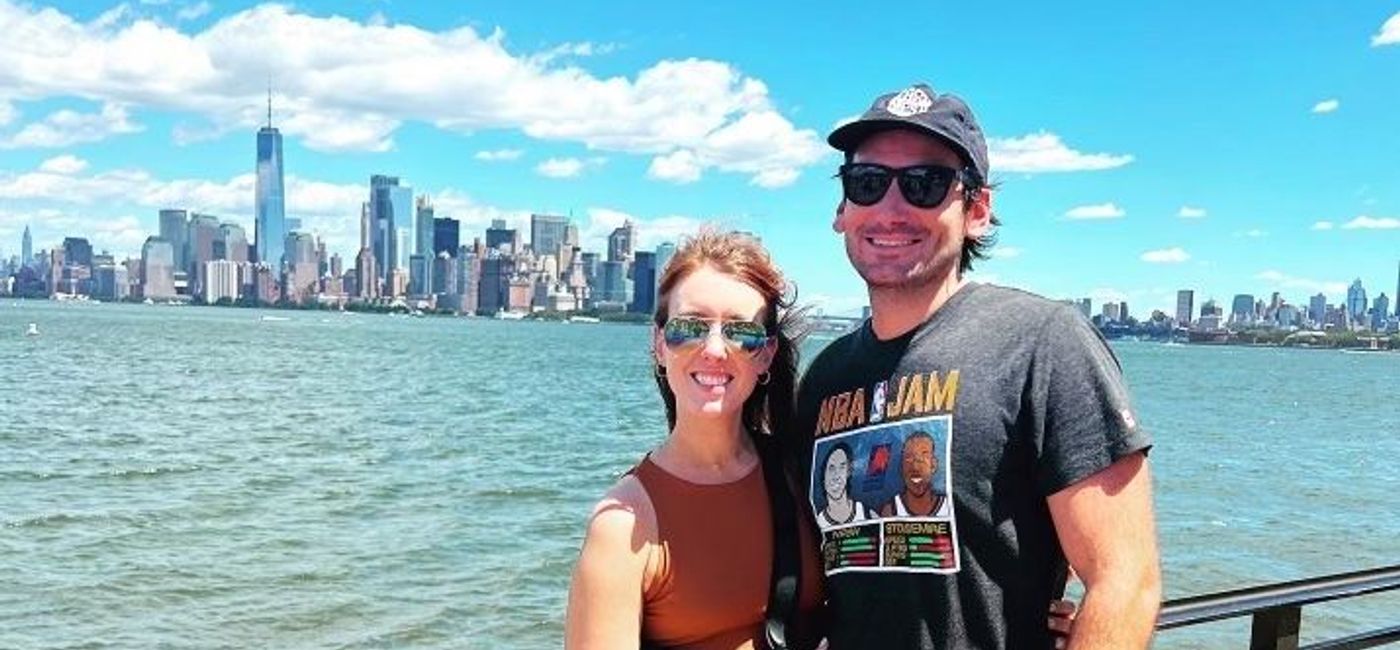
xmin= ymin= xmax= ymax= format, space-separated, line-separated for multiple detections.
xmin=3 ymin=300 xmax=1396 ymax=649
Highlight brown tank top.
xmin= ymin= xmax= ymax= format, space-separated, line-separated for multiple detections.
xmin=633 ymin=455 xmax=825 ymax=650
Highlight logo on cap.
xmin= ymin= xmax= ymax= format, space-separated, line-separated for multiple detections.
xmin=885 ymin=87 xmax=933 ymax=117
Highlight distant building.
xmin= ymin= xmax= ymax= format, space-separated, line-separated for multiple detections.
xmin=409 ymin=254 xmax=430 ymax=296
xmin=1198 ymin=299 xmax=1223 ymax=330
xmin=283 ymin=232 xmax=319 ymax=303
xmin=62 ymin=237 xmax=93 ymax=269
xmin=1346 ymin=279 xmax=1367 ymax=324
xmin=607 ymin=220 xmax=635 ymax=262
xmin=433 ymin=217 xmax=460 ymax=257
xmin=654 ymin=242 xmax=677 ymax=293
xmin=370 ymin=174 xmax=412 ymax=280
xmin=485 ymin=219 xmax=519 ymax=255
xmin=1373 ymin=294 xmax=1390 ymax=331
xmin=159 ymin=209 xmax=189 ymax=271
xmin=140 ymin=237 xmax=176 ymax=299
xmin=203 ymin=259 xmax=240 ymax=303
xmin=92 ymin=264 xmax=129 ymax=302
xmin=255 ymin=94 xmax=287 ymax=269
xmin=21 ymin=225 xmax=33 ymax=268
xmin=478 ymin=256 xmax=514 ymax=314
xmin=1309 ymin=293 xmax=1327 ymax=326
xmin=597 ymin=259 xmax=631 ymax=308
xmin=1230 ymin=294 xmax=1255 ymax=326
xmin=1175 ymin=290 xmax=1194 ymax=327
xmin=355 ymin=247 xmax=379 ymax=300
xmin=1077 ymin=298 xmax=1091 ymax=320
xmin=1101 ymin=302 xmax=1121 ymax=323
xmin=630 ymin=251 xmax=657 ymax=314
xmin=531 ymin=213 xmax=569 ymax=260
xmin=219 ymin=222 xmax=250 ymax=264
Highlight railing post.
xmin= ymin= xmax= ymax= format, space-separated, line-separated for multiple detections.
xmin=1250 ymin=605 xmax=1302 ymax=650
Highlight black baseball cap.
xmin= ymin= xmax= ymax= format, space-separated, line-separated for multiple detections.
xmin=827 ymin=83 xmax=989 ymax=184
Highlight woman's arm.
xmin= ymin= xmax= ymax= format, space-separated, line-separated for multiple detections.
xmin=564 ymin=477 xmax=658 ymax=650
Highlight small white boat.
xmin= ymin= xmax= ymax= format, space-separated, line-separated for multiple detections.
xmin=25 ymin=323 xmax=39 ymax=336
xmin=568 ymin=316 xmax=601 ymax=324
xmin=259 ymin=315 xmax=290 ymax=322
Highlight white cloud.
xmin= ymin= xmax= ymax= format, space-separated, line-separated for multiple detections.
xmin=474 ymin=148 xmax=523 ymax=162
xmin=1064 ymin=203 xmax=1125 ymax=220
xmin=1312 ymin=99 xmax=1339 ymax=114
xmin=0 ymin=3 xmax=822 ymax=183
xmin=988 ymin=132 xmax=1133 ymax=173
xmin=38 ymin=154 xmax=89 ymax=174
xmin=1255 ymin=270 xmax=1347 ymax=296
xmin=1312 ymin=221 xmax=1335 ymax=230
xmin=989 ymin=246 xmax=1022 ymax=259
xmin=176 ymin=1 xmax=212 ymax=21
xmin=1341 ymin=215 xmax=1400 ymax=229
xmin=1140 ymin=247 xmax=1190 ymax=264
xmin=0 ymin=102 xmax=143 ymax=149
xmin=536 ymin=157 xmax=587 ymax=178
xmin=0 ymin=101 xmax=16 ymax=127
xmin=1178 ymin=206 xmax=1207 ymax=218
xmin=1373 ymin=12 xmax=1400 ymax=46
xmin=648 ymin=149 xmax=703 ymax=184
xmin=1238 ymin=229 xmax=1267 ymax=238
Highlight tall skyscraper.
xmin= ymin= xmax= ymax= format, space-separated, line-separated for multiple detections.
xmin=219 ymin=223 xmax=249 ymax=264
xmin=1175 ymin=290 xmax=1194 ymax=327
xmin=1309 ymin=293 xmax=1327 ymax=325
xmin=531 ymin=214 xmax=569 ymax=259
xmin=630 ymin=251 xmax=657 ymax=314
xmin=433 ymin=217 xmax=460 ymax=256
xmin=369 ymin=175 xmax=412 ymax=280
xmin=1230 ymin=294 xmax=1255 ymax=325
xmin=62 ymin=237 xmax=93 ymax=269
xmin=412 ymin=196 xmax=435 ymax=293
xmin=607 ymin=220 xmax=636 ymax=262
xmin=21 ymin=225 xmax=32 ymax=267
xmin=1346 ymin=279 xmax=1367 ymax=322
xmin=159 ymin=209 xmax=189 ymax=272
xmin=255 ymin=93 xmax=287 ymax=269
xmin=485 ymin=219 xmax=519 ymax=254
xmin=1372 ymin=294 xmax=1390 ymax=330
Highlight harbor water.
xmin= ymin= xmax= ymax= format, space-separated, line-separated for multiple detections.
xmin=2 ymin=300 xmax=1397 ymax=649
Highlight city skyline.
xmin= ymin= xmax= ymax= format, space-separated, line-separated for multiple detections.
xmin=0 ymin=2 xmax=1397 ymax=315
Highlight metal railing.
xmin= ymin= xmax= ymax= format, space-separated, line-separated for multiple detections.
xmin=1155 ymin=564 xmax=1400 ymax=650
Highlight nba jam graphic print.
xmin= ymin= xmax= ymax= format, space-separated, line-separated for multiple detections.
xmin=809 ymin=370 xmax=961 ymax=575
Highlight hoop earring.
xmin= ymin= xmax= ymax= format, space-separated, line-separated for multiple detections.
xmin=655 ymin=364 xmax=666 ymax=378
xmin=757 ymin=371 xmax=771 ymax=385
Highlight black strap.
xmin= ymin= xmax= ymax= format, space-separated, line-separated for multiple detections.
xmin=757 ymin=437 xmax=800 ymax=650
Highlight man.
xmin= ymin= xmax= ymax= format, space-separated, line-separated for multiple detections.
xmin=877 ymin=431 xmax=950 ymax=518
xmin=796 ymin=83 xmax=1160 ymax=649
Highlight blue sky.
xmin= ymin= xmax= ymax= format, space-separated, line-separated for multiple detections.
xmin=1 ymin=1 xmax=1397 ymax=316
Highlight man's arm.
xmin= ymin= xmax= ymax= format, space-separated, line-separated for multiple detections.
xmin=1047 ymin=452 xmax=1161 ymax=650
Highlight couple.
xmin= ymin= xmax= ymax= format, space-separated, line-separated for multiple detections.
xmin=566 ymin=83 xmax=1161 ymax=649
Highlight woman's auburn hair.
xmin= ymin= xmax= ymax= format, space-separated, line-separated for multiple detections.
xmin=651 ymin=228 xmax=804 ymax=442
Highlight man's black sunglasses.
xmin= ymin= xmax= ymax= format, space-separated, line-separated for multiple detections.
xmin=837 ymin=163 xmax=972 ymax=209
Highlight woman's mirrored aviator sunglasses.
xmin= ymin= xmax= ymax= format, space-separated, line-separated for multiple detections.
xmin=837 ymin=163 xmax=970 ymax=209
xmin=662 ymin=317 xmax=772 ymax=353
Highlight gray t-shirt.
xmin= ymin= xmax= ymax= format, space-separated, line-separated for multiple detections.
xmin=795 ymin=282 xmax=1151 ymax=650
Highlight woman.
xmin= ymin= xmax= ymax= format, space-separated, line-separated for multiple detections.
xmin=565 ymin=229 xmax=825 ymax=649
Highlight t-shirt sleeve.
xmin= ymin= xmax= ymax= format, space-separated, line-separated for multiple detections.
xmin=1031 ymin=306 xmax=1153 ymax=495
